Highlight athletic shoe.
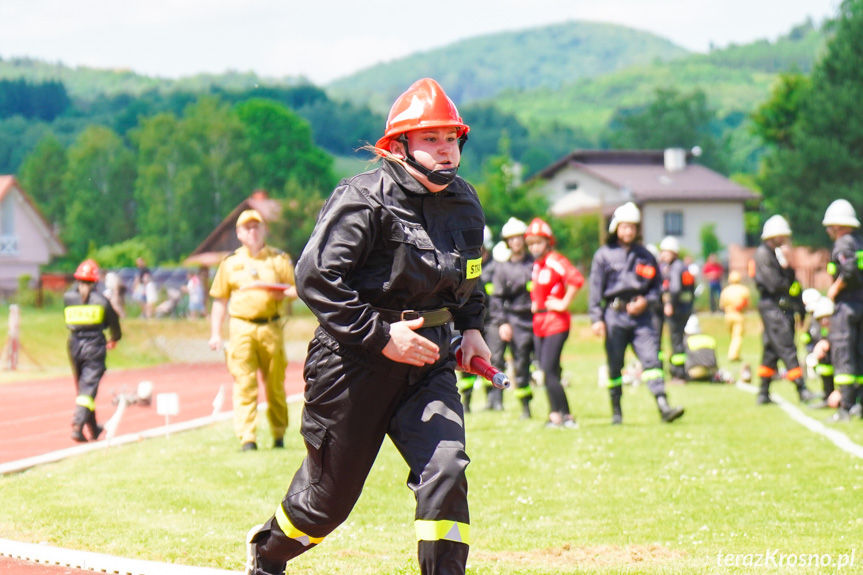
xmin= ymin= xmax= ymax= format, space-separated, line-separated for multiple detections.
xmin=71 ymin=428 xmax=87 ymax=443
xmin=242 ymin=442 xmax=258 ymax=452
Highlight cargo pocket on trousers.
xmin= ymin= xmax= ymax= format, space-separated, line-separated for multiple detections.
xmin=300 ymin=409 xmax=328 ymax=485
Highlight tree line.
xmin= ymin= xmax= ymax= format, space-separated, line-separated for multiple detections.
xmin=13 ymin=0 xmax=863 ymax=270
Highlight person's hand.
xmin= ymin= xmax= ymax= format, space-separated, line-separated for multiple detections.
xmin=777 ymin=244 xmax=792 ymax=268
xmin=813 ymin=339 xmax=830 ymax=360
xmin=591 ymin=321 xmax=606 ymax=338
xmin=827 ymin=389 xmax=841 ymax=409
xmin=626 ymin=295 xmax=647 ymax=316
xmin=545 ymin=297 xmax=568 ymax=312
xmin=458 ymin=329 xmax=491 ymax=372
xmin=499 ymin=323 xmax=513 ymax=342
xmin=664 ymin=302 xmax=673 ymax=317
xmin=382 ymin=318 xmax=440 ymax=366
xmin=106 ymin=340 xmax=117 ymax=350
xmin=827 ymin=283 xmax=840 ymax=302
xmin=284 ymin=285 xmax=298 ymax=299
xmin=208 ymin=335 xmax=223 ymax=351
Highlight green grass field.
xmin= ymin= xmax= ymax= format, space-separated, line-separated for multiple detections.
xmin=1 ymin=310 xmax=862 ymax=574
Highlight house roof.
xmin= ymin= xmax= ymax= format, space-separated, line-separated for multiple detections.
xmin=536 ymin=150 xmax=759 ymax=203
xmin=184 ymin=190 xmax=282 ymax=266
xmin=0 ymin=175 xmax=66 ymax=256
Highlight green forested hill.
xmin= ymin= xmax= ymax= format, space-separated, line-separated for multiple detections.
xmin=326 ymin=21 xmax=690 ymax=114
xmin=0 ymin=56 xmax=299 ymax=100
xmin=486 ymin=20 xmax=826 ymax=134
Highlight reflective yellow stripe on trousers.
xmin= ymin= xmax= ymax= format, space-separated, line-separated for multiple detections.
xmin=415 ymin=519 xmax=470 ymax=544
xmin=76 ymin=395 xmax=95 ymax=410
xmin=275 ymin=504 xmax=324 ymax=547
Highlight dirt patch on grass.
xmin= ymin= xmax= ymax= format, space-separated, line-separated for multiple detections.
xmin=473 ymin=543 xmax=686 ymax=568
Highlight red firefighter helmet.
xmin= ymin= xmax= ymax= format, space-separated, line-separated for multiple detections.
xmin=374 ymin=78 xmax=470 ymax=152
xmin=74 ymin=259 xmax=100 ymax=282
xmin=525 ymin=217 xmax=555 ymax=246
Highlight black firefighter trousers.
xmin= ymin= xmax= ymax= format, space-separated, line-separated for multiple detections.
xmin=68 ymin=332 xmax=106 ymax=430
xmin=254 ymin=326 xmax=470 ymax=575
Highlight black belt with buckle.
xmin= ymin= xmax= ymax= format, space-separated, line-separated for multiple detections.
xmin=374 ymin=307 xmax=452 ymax=327
xmin=608 ymin=297 xmax=631 ymax=312
xmin=234 ymin=315 xmax=280 ymax=324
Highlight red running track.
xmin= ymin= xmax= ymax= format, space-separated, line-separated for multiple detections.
xmin=0 ymin=361 xmax=306 ymax=574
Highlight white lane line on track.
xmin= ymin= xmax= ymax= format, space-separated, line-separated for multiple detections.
xmin=736 ymin=381 xmax=863 ymax=459
xmin=0 ymin=538 xmax=240 ymax=575
xmin=0 ymin=391 xmax=305 ymax=574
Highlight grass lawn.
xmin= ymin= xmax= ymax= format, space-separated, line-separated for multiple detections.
xmin=1 ymin=311 xmax=862 ymax=574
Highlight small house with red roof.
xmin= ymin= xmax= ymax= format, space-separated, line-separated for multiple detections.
xmin=0 ymin=176 xmax=66 ymax=293
xmin=183 ymin=190 xmax=282 ymax=267
xmin=533 ymin=149 xmax=759 ymax=254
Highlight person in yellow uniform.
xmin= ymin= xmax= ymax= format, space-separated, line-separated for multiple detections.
xmin=209 ymin=209 xmax=297 ymax=451
xmin=718 ymin=270 xmax=750 ymax=362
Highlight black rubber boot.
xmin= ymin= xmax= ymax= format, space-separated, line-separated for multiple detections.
xmin=520 ymin=397 xmax=531 ymax=419
xmin=656 ymin=394 xmax=684 ymax=423
xmin=71 ymin=423 xmax=87 ymax=443
xmin=795 ymin=379 xmax=815 ymax=403
xmin=487 ymin=387 xmax=503 ymax=411
xmin=756 ymin=378 xmax=773 ymax=404
xmin=840 ymin=384 xmax=857 ymax=412
xmin=460 ymin=388 xmax=472 ymax=414
xmin=610 ymin=387 xmax=623 ymax=425
xmin=86 ymin=412 xmax=103 ymax=441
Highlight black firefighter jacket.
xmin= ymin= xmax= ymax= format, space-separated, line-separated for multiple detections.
xmin=296 ymin=160 xmax=487 ymax=356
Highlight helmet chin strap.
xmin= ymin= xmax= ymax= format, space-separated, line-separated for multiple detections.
xmin=397 ymin=133 xmax=468 ymax=187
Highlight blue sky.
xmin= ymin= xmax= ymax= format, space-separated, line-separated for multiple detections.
xmin=0 ymin=0 xmax=840 ymax=85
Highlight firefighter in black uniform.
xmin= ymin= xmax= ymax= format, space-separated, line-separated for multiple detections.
xmin=659 ymin=236 xmax=696 ymax=382
xmin=588 ymin=202 xmax=684 ymax=425
xmin=822 ymin=199 xmax=863 ymax=420
xmin=752 ymin=215 xmax=815 ymax=404
xmin=489 ymin=217 xmax=535 ymax=418
xmin=244 ymin=78 xmax=490 ymax=575
xmin=63 ymin=259 xmax=121 ymax=442
xmin=458 ymin=226 xmax=498 ymax=412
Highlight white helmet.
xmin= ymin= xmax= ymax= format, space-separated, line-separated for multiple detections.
xmin=813 ymin=297 xmax=835 ymax=320
xmin=501 ymin=217 xmax=528 ymax=239
xmin=761 ymin=215 xmax=792 ymax=240
xmin=684 ymin=315 xmax=701 ymax=335
xmin=608 ymin=202 xmax=641 ymax=233
xmin=659 ymin=236 xmax=680 ymax=253
xmin=801 ymin=288 xmax=821 ymax=313
xmin=483 ymin=226 xmax=494 ymax=251
xmin=492 ymin=240 xmax=512 ymax=263
xmin=822 ymin=199 xmax=860 ymax=228
xmin=646 ymin=244 xmax=659 ymax=257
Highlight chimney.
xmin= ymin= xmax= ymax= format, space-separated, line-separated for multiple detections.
xmin=663 ymin=148 xmax=687 ymax=173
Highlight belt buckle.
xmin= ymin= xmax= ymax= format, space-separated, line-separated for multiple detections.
xmin=401 ymin=310 xmax=420 ymax=321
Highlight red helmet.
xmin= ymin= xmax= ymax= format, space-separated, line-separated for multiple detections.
xmin=374 ymin=78 xmax=470 ymax=152
xmin=74 ymin=259 xmax=100 ymax=282
xmin=525 ymin=217 xmax=554 ymax=245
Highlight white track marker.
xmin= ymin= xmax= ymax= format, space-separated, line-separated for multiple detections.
xmin=103 ymin=395 xmax=127 ymax=445
xmin=212 ymin=384 xmax=225 ymax=416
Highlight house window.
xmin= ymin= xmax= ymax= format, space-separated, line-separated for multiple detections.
xmin=664 ymin=210 xmax=683 ymax=236
xmin=0 ymin=194 xmax=13 ymax=235
xmin=565 ymin=181 xmax=579 ymax=191
xmin=0 ymin=194 xmax=17 ymax=256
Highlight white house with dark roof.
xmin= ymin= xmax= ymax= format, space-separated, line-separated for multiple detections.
xmin=533 ymin=149 xmax=759 ymax=254
xmin=0 ymin=176 xmax=65 ymax=293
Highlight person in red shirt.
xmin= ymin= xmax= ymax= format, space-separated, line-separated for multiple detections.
xmin=525 ymin=218 xmax=585 ymax=428
xmin=702 ymin=253 xmax=724 ymax=313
